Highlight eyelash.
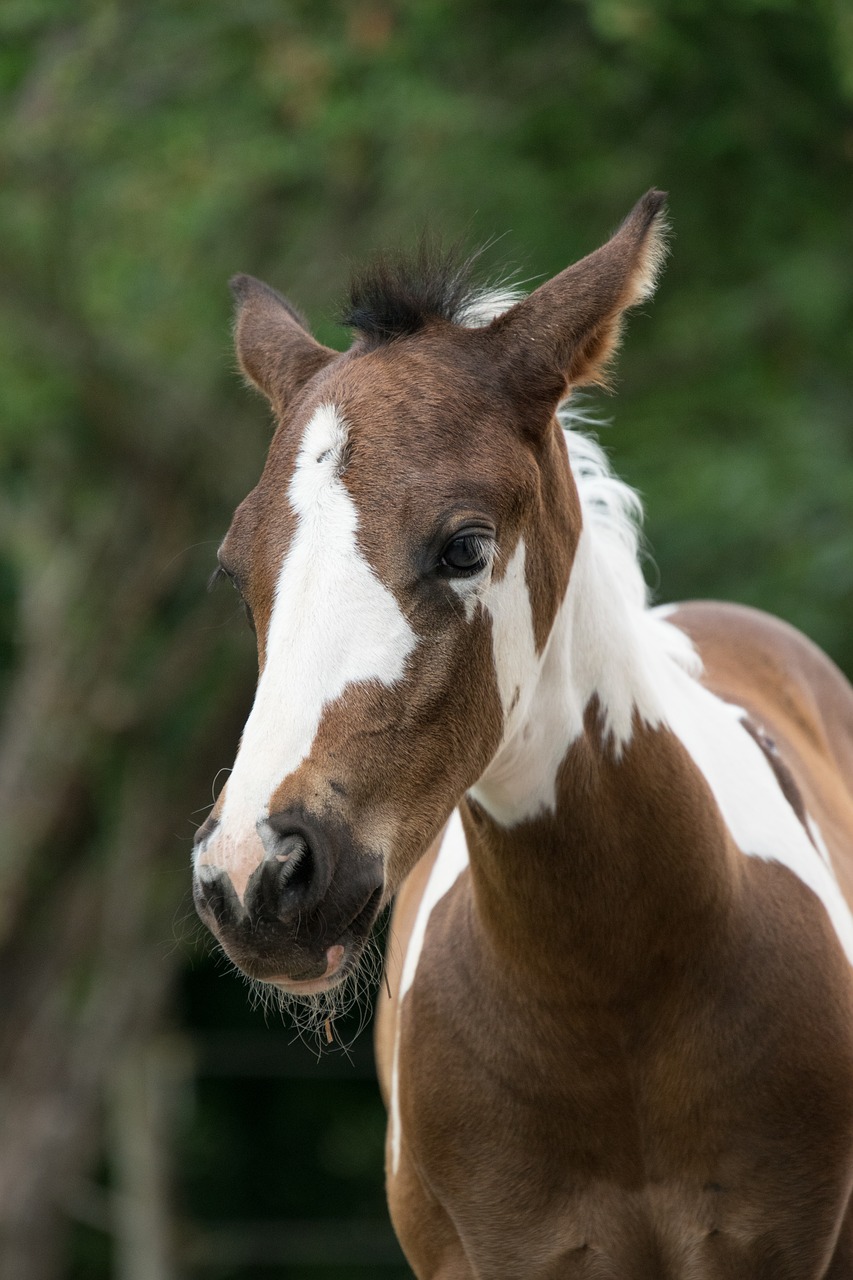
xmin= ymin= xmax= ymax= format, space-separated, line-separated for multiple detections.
xmin=209 ymin=564 xmax=255 ymax=632
xmin=438 ymin=532 xmax=495 ymax=578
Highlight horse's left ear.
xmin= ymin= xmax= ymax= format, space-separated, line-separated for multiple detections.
xmin=487 ymin=190 xmax=668 ymax=408
xmin=230 ymin=274 xmax=336 ymax=412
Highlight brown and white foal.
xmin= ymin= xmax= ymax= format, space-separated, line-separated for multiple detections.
xmin=194 ymin=191 xmax=853 ymax=1277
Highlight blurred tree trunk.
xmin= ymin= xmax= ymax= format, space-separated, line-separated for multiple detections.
xmin=0 ymin=350 xmax=256 ymax=1277
xmin=0 ymin=18 xmax=267 ymax=1277
xmin=109 ymin=1037 xmax=190 ymax=1280
xmin=0 ymin=603 xmax=252 ymax=1278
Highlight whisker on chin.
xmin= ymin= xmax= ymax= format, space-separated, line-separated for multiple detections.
xmin=224 ymin=931 xmax=386 ymax=1052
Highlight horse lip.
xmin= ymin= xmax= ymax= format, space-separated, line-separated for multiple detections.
xmin=271 ymin=973 xmax=339 ymax=996
xmin=263 ymin=886 xmax=383 ymax=994
xmin=269 ymin=944 xmax=346 ymax=995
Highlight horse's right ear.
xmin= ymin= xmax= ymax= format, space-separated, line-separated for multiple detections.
xmin=230 ymin=275 xmax=336 ymax=411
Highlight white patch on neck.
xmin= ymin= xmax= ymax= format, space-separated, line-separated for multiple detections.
xmin=468 ymin=425 xmax=696 ymax=826
xmin=470 ymin=534 xmax=853 ymax=958
xmin=468 ymin=537 xmax=575 ymax=824
xmin=389 ymin=809 xmax=469 ymax=1174
xmin=470 ymin=527 xmax=676 ymax=825
xmin=464 ymin=423 xmax=853 ymax=963
xmin=201 ymin=404 xmax=417 ymax=894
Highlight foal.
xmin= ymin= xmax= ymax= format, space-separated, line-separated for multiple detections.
xmin=194 ymin=192 xmax=853 ymax=1277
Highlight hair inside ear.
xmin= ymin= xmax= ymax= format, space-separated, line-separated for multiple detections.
xmin=487 ymin=190 xmax=669 ymax=405
xmin=230 ymin=274 xmax=336 ymax=410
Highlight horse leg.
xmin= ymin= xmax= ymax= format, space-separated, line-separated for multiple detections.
xmin=824 ymin=1195 xmax=853 ymax=1279
xmin=387 ymin=1140 xmax=474 ymax=1280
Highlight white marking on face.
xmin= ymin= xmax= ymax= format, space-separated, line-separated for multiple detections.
xmin=390 ymin=809 xmax=469 ymax=1174
xmin=448 ymin=542 xmax=496 ymax=622
xmin=197 ymin=404 xmax=418 ymax=898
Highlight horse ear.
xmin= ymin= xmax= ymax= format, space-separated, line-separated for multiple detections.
xmin=230 ymin=274 xmax=336 ymax=410
xmin=488 ymin=190 xmax=668 ymax=408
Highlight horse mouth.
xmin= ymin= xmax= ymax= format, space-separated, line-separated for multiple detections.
xmin=269 ymin=946 xmax=345 ymax=996
xmin=263 ymin=884 xmax=384 ymax=996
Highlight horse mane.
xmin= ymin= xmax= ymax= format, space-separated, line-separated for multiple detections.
xmin=342 ymin=239 xmax=520 ymax=344
xmin=558 ymin=406 xmax=701 ymax=677
xmin=561 ymin=412 xmax=647 ymax=612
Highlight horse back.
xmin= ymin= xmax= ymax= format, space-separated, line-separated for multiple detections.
xmin=671 ymin=600 xmax=853 ymax=907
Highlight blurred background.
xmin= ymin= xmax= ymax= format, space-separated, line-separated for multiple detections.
xmin=0 ymin=1 xmax=851 ymax=1277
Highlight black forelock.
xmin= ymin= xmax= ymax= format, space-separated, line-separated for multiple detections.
xmin=340 ymin=238 xmax=489 ymax=346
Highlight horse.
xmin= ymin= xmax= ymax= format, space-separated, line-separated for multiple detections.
xmin=192 ymin=190 xmax=853 ymax=1277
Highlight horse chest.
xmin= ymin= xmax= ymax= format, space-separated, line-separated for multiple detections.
xmin=394 ymin=1007 xmax=853 ymax=1278
xmin=389 ymin=880 xmax=853 ymax=1278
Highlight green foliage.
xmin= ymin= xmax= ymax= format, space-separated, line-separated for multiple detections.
xmin=0 ymin=0 xmax=851 ymax=1275
xmin=2 ymin=0 xmax=850 ymax=651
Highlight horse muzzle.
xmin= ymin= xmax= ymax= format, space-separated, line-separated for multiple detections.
xmin=192 ymin=807 xmax=384 ymax=993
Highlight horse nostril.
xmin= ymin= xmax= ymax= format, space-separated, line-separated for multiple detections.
xmin=256 ymin=812 xmax=333 ymax=917
xmin=258 ymin=833 xmax=315 ymax=915
xmin=276 ymin=835 xmax=314 ymax=892
xmin=194 ymin=865 xmax=243 ymax=930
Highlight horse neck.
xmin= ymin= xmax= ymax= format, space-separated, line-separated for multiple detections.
xmin=464 ymin=526 xmax=738 ymax=998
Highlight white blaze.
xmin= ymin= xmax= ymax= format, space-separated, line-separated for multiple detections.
xmin=199 ymin=404 xmax=417 ymax=890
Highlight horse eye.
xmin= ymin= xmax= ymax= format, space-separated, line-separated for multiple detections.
xmin=439 ymin=534 xmax=492 ymax=577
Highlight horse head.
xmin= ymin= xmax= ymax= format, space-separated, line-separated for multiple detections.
xmin=192 ymin=191 xmax=667 ymax=997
